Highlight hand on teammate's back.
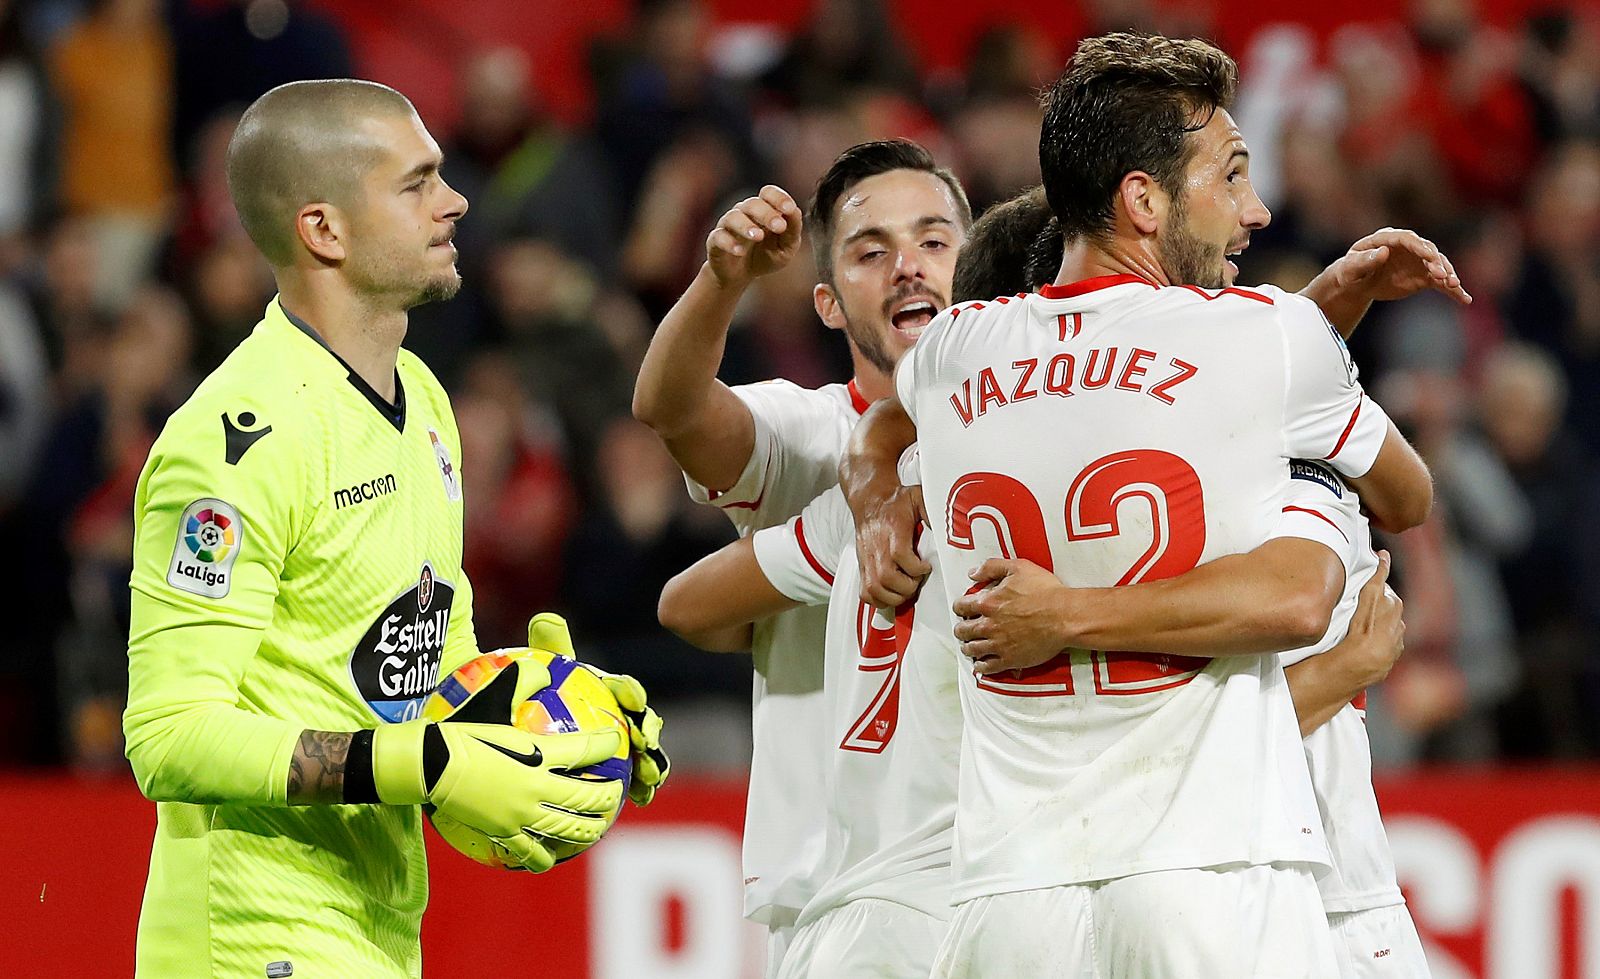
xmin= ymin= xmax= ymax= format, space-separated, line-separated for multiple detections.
xmin=706 ymin=184 xmax=805 ymax=288
xmin=1327 ymin=228 xmax=1472 ymax=307
xmin=952 ymin=559 xmax=1072 ymax=675
xmin=853 ymin=482 xmax=930 ymax=610
xmin=1320 ymin=550 xmax=1406 ymax=689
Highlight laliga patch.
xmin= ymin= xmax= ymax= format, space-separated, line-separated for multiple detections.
xmin=167 ymin=498 xmax=243 ymax=598
xmin=429 ymin=427 xmax=462 ymax=502
xmin=1319 ymin=311 xmax=1358 ymax=385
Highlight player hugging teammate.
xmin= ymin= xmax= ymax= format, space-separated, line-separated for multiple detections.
xmin=652 ymin=31 xmax=1470 ymax=979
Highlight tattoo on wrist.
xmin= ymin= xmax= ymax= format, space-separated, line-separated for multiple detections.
xmin=287 ymin=730 xmax=352 ymax=804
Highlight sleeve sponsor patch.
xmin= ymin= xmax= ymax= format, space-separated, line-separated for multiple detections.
xmin=1289 ymin=459 xmax=1345 ymax=499
xmin=167 ymin=498 xmax=243 ymax=598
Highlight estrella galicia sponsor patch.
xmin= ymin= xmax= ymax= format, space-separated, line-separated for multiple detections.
xmin=1289 ymin=459 xmax=1345 ymax=498
xmin=428 ymin=427 xmax=462 ymax=502
xmin=350 ymin=563 xmax=454 ymax=722
xmin=167 ymin=498 xmax=243 ymax=598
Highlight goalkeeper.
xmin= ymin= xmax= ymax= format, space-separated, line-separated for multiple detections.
xmin=123 ymin=80 xmax=667 ymax=978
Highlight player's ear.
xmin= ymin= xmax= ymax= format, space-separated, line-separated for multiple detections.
xmin=1118 ymin=172 xmax=1162 ymax=237
xmin=814 ymin=282 xmax=846 ymax=332
xmin=295 ymin=202 xmax=348 ymax=264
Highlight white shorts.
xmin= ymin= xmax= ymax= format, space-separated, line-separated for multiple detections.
xmin=1328 ymin=904 xmax=1431 ymax=978
xmin=777 ymin=898 xmax=947 ymax=979
xmin=763 ymin=912 xmax=798 ymax=979
xmin=933 ymin=863 xmax=1337 ymax=979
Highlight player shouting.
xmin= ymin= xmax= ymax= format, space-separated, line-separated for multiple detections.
xmin=124 ymin=81 xmax=665 ymax=978
xmin=634 ymin=139 xmax=973 ymax=973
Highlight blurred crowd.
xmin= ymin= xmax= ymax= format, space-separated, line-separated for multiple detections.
xmin=0 ymin=0 xmax=1597 ymax=775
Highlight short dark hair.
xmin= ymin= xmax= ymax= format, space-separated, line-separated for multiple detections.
xmin=807 ymin=139 xmax=973 ymax=282
xmin=953 ymin=186 xmax=1063 ymax=302
xmin=1039 ymin=33 xmax=1238 ymax=244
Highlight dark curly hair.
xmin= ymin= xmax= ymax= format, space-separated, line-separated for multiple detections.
xmin=952 ymin=186 xmax=1064 ymax=302
xmin=1039 ymin=33 xmax=1238 ymax=244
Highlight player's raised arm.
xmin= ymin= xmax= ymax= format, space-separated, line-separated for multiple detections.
xmin=1285 ymin=551 xmax=1405 ymax=737
xmin=1298 ymin=228 xmax=1471 ymax=339
xmin=632 ymin=185 xmax=804 ymax=493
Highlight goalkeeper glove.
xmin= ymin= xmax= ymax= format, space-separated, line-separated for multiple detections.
xmin=351 ymin=717 xmax=624 ymax=872
xmin=528 ymin=612 xmax=671 ymax=806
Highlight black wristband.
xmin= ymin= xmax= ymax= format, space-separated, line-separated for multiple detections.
xmin=422 ymin=724 xmax=449 ymax=793
xmin=343 ymin=729 xmax=378 ymax=804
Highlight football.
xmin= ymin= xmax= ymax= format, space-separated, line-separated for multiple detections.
xmin=422 ymin=648 xmax=633 ymax=868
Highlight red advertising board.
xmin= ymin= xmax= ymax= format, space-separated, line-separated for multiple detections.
xmin=4 ymin=770 xmax=1597 ymax=977
xmin=1374 ymin=769 xmax=1600 ymax=979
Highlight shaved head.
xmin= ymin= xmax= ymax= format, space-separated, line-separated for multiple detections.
xmin=227 ymin=79 xmax=419 ymax=267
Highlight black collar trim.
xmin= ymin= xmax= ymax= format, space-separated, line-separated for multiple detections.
xmin=281 ymin=305 xmax=406 ymax=432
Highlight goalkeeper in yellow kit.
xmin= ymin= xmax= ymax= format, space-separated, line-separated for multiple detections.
xmin=124 ymin=79 xmax=667 ymax=977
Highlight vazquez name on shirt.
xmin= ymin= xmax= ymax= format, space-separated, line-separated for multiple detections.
xmin=896 ymin=274 xmax=1392 ymax=900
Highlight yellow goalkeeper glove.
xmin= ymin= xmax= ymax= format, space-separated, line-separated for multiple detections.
xmin=528 ymin=612 xmax=671 ymax=806
xmin=361 ymin=715 xmax=623 ymax=872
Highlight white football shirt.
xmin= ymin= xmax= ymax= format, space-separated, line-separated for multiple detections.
xmin=1275 ymin=460 xmax=1406 ymax=913
xmin=750 ymin=454 xmax=963 ymax=927
xmin=896 ymin=275 xmax=1391 ymax=901
xmin=684 ymin=378 xmax=869 ymax=921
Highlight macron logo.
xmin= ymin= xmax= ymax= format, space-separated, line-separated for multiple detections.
xmin=222 ymin=412 xmax=272 ymax=466
xmin=334 ymin=473 xmax=398 ymax=510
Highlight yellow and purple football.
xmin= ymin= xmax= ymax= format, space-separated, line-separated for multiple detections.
xmin=422 ymin=647 xmax=632 ymax=869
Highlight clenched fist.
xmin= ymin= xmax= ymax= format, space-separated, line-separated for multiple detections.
xmin=707 ymin=185 xmax=805 ymax=288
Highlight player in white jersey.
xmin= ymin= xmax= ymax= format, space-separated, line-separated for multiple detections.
xmin=634 ymin=140 xmax=974 ymax=972
xmin=658 ymin=472 xmax=1416 ymax=977
xmin=870 ymin=35 xmax=1439 ymax=976
xmin=657 ymin=185 xmax=1447 ymax=977
xmin=967 ymin=457 xmax=1433 ymax=976
xmin=661 ymin=450 xmax=958 ymax=978
xmin=640 ymin=129 xmax=1457 ymax=971
xmin=1275 ymin=461 xmax=1431 ymax=977
xmin=946 ymin=188 xmax=1434 ymax=976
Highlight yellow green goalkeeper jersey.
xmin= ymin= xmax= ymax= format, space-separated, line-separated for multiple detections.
xmin=125 ymin=298 xmax=481 ymax=978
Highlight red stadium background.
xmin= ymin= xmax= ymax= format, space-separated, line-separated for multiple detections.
xmin=323 ymin=0 xmax=1553 ymax=129
xmin=4 ymin=0 xmax=1598 ymax=974
xmin=6 ymin=770 xmax=1598 ymax=977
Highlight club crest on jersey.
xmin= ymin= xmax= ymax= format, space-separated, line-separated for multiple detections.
xmin=418 ymin=564 xmax=435 ymax=612
xmin=166 ymin=498 xmax=243 ymax=598
xmin=349 ymin=562 xmax=454 ymax=723
xmin=428 ymin=427 xmax=462 ymax=502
